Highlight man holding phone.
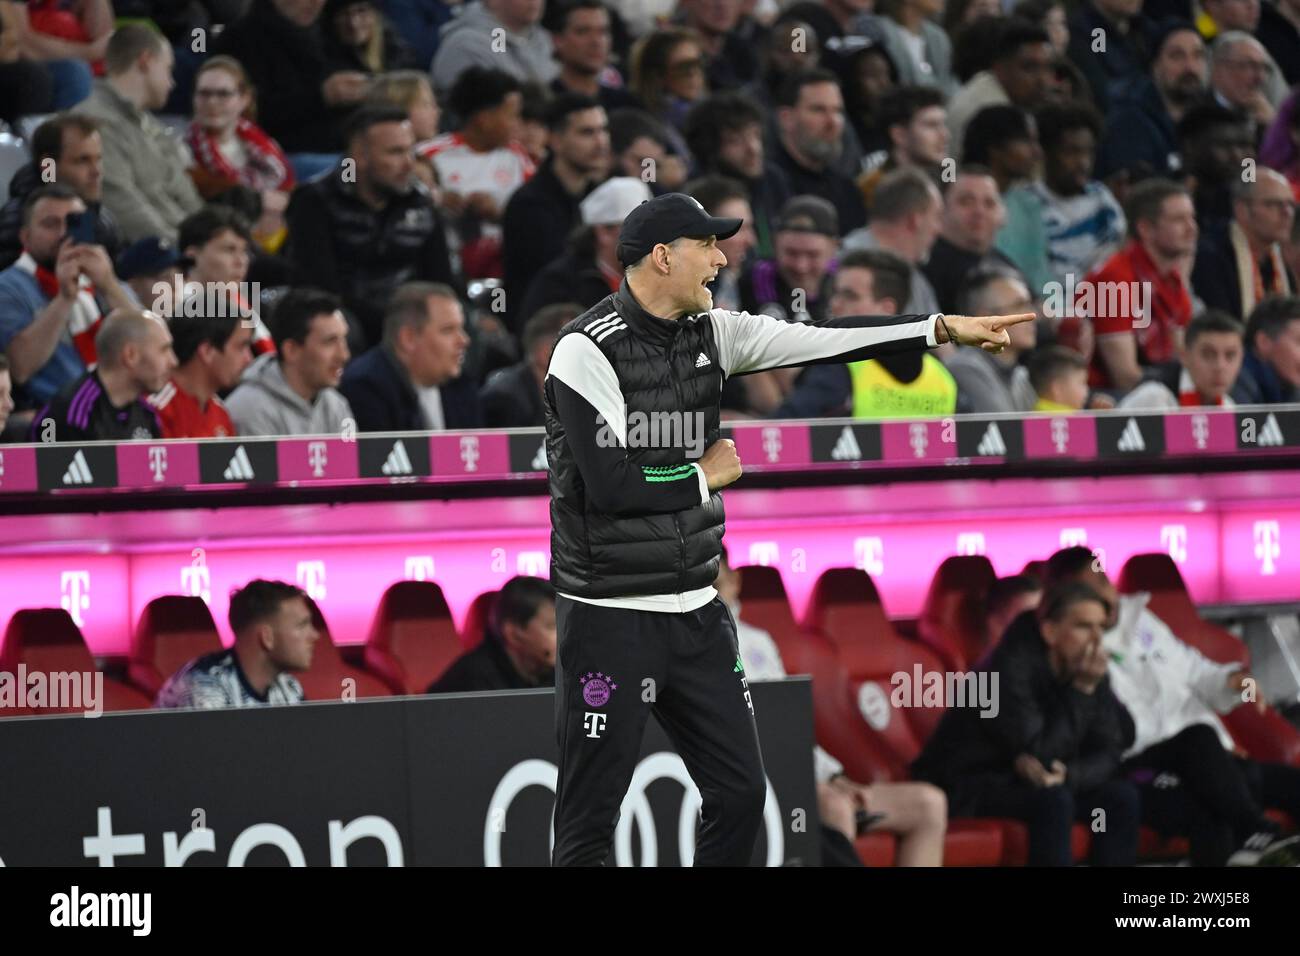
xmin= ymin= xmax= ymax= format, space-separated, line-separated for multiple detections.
xmin=0 ymin=184 xmax=136 ymax=415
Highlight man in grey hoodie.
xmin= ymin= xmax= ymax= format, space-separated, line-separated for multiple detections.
xmin=431 ymin=0 xmax=559 ymax=99
xmin=225 ymin=288 xmax=355 ymax=437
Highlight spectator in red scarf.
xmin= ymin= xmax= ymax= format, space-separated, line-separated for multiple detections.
xmin=7 ymin=0 xmax=109 ymax=106
xmin=1060 ymin=179 xmax=1198 ymax=392
xmin=186 ymin=56 xmax=295 ymax=255
xmin=1119 ymin=310 xmax=1245 ymax=410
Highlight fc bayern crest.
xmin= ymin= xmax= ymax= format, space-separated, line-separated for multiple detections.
xmin=580 ymin=672 xmax=617 ymax=707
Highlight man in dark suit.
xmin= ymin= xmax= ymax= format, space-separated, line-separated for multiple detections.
xmin=1192 ymin=169 xmax=1297 ymax=321
xmin=339 ymin=281 xmax=481 ymax=431
xmin=427 ymin=576 xmax=556 ymax=693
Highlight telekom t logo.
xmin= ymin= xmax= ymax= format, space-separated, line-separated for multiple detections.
xmin=1059 ymin=528 xmax=1088 ymax=548
xmin=147 ymin=446 xmax=168 ymax=482
xmin=748 ymin=541 xmax=779 ymax=566
xmin=761 ymin=427 xmax=782 ymax=462
xmin=404 ymin=556 xmax=436 ymax=581
xmin=296 ymin=560 xmax=327 ymax=599
xmin=460 ymin=436 xmax=480 ymax=472
xmin=61 ymin=571 xmax=91 ymax=627
xmin=854 ymin=536 xmax=884 ymax=576
xmin=583 ymin=712 xmax=607 ymax=738
xmin=308 ymin=441 xmax=328 ymax=477
xmin=1051 ymin=418 xmax=1070 ymax=453
xmin=956 ymin=532 xmax=986 ymax=556
xmin=181 ymin=551 xmax=212 ymax=603
xmin=1161 ymin=524 xmax=1188 ymax=564
xmin=909 ymin=423 xmax=928 ymax=457
xmin=1254 ymin=520 xmax=1281 ymax=576
xmin=1191 ymin=414 xmax=1210 ymax=450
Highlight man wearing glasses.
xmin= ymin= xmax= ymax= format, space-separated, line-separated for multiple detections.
xmin=1209 ymin=31 xmax=1284 ymax=129
xmin=1193 ymin=168 xmax=1297 ymax=320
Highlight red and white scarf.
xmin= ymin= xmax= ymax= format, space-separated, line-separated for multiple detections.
xmin=14 ymin=251 xmax=103 ymax=365
xmin=186 ymin=119 xmax=296 ymax=193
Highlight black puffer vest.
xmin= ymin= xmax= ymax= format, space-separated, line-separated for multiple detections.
xmin=546 ymin=280 xmax=726 ymax=598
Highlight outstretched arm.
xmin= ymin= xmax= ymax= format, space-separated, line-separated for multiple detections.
xmin=711 ymin=309 xmax=1035 ymax=376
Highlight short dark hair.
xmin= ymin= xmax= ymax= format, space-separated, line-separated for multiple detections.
xmin=1035 ymin=102 xmax=1102 ymax=154
xmin=30 ymin=115 xmax=99 ymax=164
xmin=170 ymin=314 xmax=244 ymax=364
xmin=1038 ymin=579 xmax=1109 ymax=623
xmin=105 ymin=23 xmax=166 ymax=75
xmin=988 ymin=574 xmax=1043 ymax=621
xmin=0 ymin=353 xmax=8 ymax=374
xmin=963 ymin=105 xmax=1035 ymax=165
xmin=992 ymin=18 xmax=1052 ymax=62
xmin=1244 ymin=295 xmax=1300 ymax=346
xmin=1027 ymin=344 xmax=1086 ymax=393
xmin=872 ymin=167 xmax=940 ymax=223
xmin=449 ymin=66 xmax=522 ymax=121
xmin=683 ymin=92 xmax=765 ymax=166
xmin=687 ymin=174 xmax=750 ymax=214
xmin=545 ymin=91 xmax=601 ymax=132
xmin=1185 ymin=309 xmax=1244 ymax=348
xmin=1176 ymin=102 xmax=1251 ymax=150
xmin=545 ymin=0 xmax=609 ymax=34
xmin=271 ymin=288 xmax=342 ymax=352
xmin=522 ymin=302 xmax=579 ymax=354
xmin=878 ymin=85 xmax=946 ymax=135
xmin=382 ymin=281 xmax=460 ymax=345
xmin=229 ymin=579 xmax=308 ymax=636
xmin=1124 ymin=178 xmax=1190 ymax=237
xmin=19 ymin=183 xmax=79 ymax=228
xmin=1043 ymin=545 xmax=1097 ymax=588
xmin=776 ymin=67 xmax=840 ymax=109
xmin=178 ymin=205 xmax=253 ymax=257
xmin=343 ymin=105 xmax=410 ymax=146
xmin=838 ymin=248 xmax=911 ymax=311
xmin=956 ymin=266 xmax=1027 ymax=315
xmin=607 ymin=107 xmax=669 ymax=154
xmin=490 ymin=575 xmax=555 ymax=636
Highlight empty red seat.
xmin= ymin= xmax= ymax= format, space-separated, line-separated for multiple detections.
xmin=917 ymin=555 xmax=998 ymax=672
xmin=460 ymin=590 xmax=498 ymax=651
xmin=298 ymin=598 xmax=392 ymax=701
xmin=129 ymin=596 xmax=223 ymax=697
xmin=736 ymin=565 xmax=806 ymax=666
xmin=364 ymin=581 xmax=463 ymax=695
xmin=1 ymin=609 xmax=152 ymax=715
xmin=1119 ymin=553 xmax=1300 ymax=766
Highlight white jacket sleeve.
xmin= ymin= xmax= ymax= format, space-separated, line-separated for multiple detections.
xmin=709 ymin=309 xmax=938 ymax=376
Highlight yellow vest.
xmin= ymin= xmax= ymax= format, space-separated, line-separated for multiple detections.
xmin=849 ymin=354 xmax=957 ymax=419
xmin=1034 ymin=397 xmax=1076 ymax=412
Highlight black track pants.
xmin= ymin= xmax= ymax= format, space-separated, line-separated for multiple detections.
xmin=551 ymin=595 xmax=767 ymax=867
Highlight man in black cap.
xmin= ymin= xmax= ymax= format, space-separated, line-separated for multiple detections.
xmin=544 ymin=192 xmax=1033 ymax=867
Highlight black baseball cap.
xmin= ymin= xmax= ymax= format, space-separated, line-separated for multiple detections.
xmin=616 ymin=193 xmax=743 ymax=268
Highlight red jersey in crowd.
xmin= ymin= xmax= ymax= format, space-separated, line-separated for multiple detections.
xmin=148 ymin=379 xmax=235 ymax=439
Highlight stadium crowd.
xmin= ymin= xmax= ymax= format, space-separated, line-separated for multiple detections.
xmin=0 ymin=0 xmax=1299 ymax=441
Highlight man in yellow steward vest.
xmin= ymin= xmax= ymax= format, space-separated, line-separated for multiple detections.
xmin=771 ymin=248 xmax=958 ymax=418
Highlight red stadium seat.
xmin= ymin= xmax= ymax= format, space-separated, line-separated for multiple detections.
xmin=801 ymin=568 xmax=1006 ymax=866
xmin=129 ymin=596 xmax=223 ymax=697
xmin=854 ymin=832 xmax=897 ymax=866
xmin=460 ymin=590 xmax=498 ymax=651
xmin=299 ymin=598 xmax=393 ymax=701
xmin=1118 ymin=553 xmax=1300 ymax=767
xmin=917 ymin=555 xmax=998 ymax=672
xmin=736 ymin=565 xmax=805 ymax=666
xmin=1 ymin=609 xmax=152 ymax=715
xmin=364 ymin=581 xmax=463 ymax=695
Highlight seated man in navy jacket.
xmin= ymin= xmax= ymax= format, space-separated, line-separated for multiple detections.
xmin=427 ymin=576 xmax=556 ymax=693
xmin=912 ymin=580 xmax=1140 ymax=866
xmin=339 ymin=281 xmax=481 ymax=431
